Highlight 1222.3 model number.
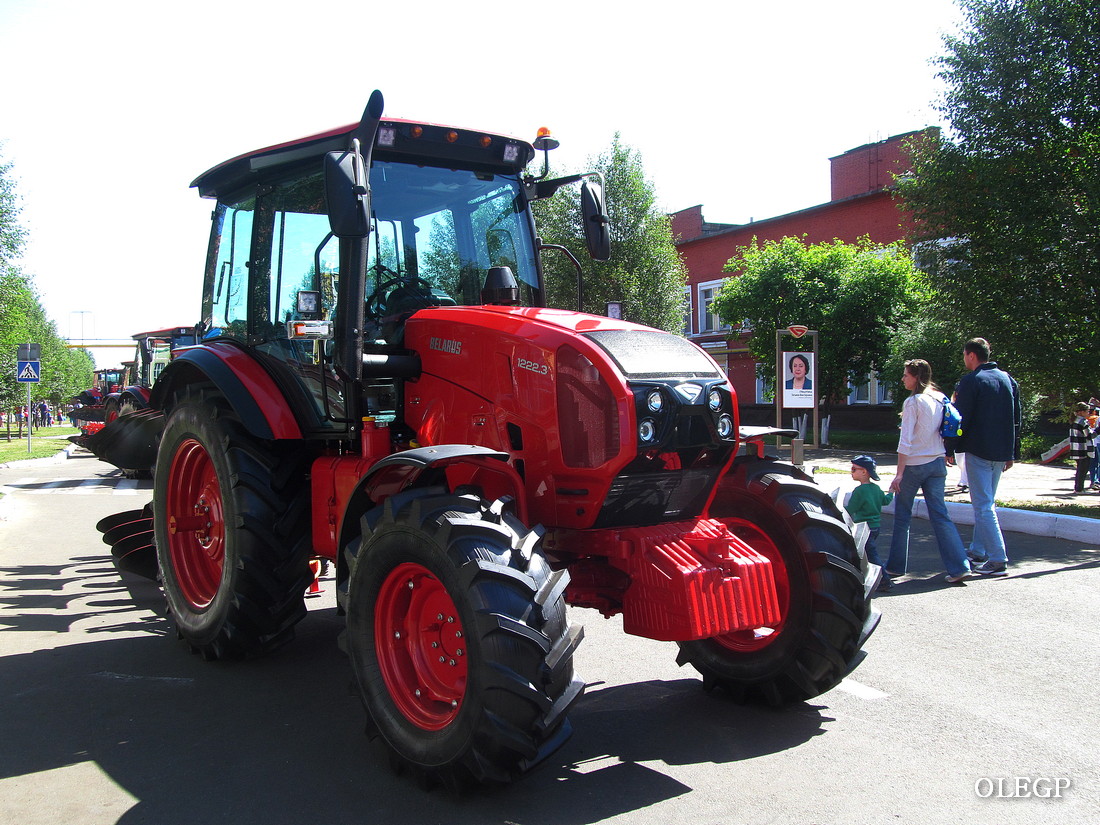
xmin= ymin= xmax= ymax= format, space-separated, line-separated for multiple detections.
xmin=517 ymin=357 xmax=549 ymax=376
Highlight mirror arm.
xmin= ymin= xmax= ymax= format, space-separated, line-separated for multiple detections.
xmin=537 ymin=240 xmax=585 ymax=312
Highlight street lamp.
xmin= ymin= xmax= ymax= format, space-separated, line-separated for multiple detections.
xmin=70 ymin=311 xmax=93 ymax=348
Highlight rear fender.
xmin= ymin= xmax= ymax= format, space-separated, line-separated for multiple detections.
xmin=150 ymin=342 xmax=301 ymax=440
xmin=116 ymin=386 xmax=152 ymax=411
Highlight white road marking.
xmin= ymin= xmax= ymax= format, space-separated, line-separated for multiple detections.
xmin=837 ymin=677 xmax=889 ymax=700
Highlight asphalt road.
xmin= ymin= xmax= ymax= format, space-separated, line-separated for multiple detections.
xmin=1 ymin=451 xmax=1098 ymax=824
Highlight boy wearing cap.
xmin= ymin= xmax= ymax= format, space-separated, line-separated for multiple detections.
xmin=845 ymin=455 xmax=893 ymax=590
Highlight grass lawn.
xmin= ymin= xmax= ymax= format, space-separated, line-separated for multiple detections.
xmin=0 ymin=426 xmax=79 ymax=463
xmin=995 ymin=499 xmax=1099 ymax=519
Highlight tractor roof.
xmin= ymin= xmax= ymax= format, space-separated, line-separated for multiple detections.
xmin=191 ymin=118 xmax=536 ymax=202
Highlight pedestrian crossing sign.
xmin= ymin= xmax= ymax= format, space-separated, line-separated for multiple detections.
xmin=17 ymin=360 xmax=41 ymax=382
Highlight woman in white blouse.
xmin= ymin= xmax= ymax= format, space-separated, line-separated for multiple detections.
xmin=882 ymin=359 xmax=972 ymax=584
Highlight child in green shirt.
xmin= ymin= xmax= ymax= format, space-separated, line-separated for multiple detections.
xmin=845 ymin=454 xmax=893 ymax=589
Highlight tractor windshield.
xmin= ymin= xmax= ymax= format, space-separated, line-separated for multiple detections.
xmin=367 ymin=162 xmax=540 ymax=308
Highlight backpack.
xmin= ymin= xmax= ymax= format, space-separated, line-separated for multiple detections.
xmin=939 ymin=394 xmax=963 ymax=439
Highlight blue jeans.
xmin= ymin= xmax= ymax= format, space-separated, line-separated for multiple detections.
xmin=885 ymin=457 xmax=969 ymax=577
xmin=864 ymin=527 xmax=882 ymax=567
xmin=966 ymin=455 xmax=1008 ymax=564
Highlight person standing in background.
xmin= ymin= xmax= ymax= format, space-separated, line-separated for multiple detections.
xmin=1068 ymin=402 xmax=1099 ymax=494
xmin=884 ymin=359 xmax=971 ymax=584
xmin=951 ymin=338 xmax=1021 ymax=577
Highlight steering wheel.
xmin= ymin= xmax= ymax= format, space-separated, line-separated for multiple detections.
xmin=365 ymin=271 xmax=438 ymax=318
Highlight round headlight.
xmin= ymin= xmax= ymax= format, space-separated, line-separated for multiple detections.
xmin=646 ymin=390 xmax=663 ymax=413
xmin=717 ymin=414 xmax=734 ymax=439
xmin=639 ymin=419 xmax=657 ymax=442
xmin=707 ymin=389 xmax=722 ymax=411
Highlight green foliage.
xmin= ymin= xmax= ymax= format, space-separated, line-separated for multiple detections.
xmin=0 ymin=153 xmax=95 ymax=410
xmin=714 ymin=236 xmax=925 ymax=406
xmin=897 ymin=0 xmax=1100 ymax=402
xmin=879 ymin=309 xmax=970 ymax=402
xmin=0 ymin=149 xmax=26 ymax=266
xmin=531 ymin=135 xmax=687 ymax=332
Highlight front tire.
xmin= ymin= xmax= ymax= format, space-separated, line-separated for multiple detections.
xmin=153 ymin=386 xmax=314 ymax=659
xmin=344 ymin=490 xmax=584 ymax=789
xmin=676 ymin=457 xmax=879 ymax=704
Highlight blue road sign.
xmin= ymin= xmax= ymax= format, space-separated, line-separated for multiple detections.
xmin=17 ymin=361 xmax=41 ymax=383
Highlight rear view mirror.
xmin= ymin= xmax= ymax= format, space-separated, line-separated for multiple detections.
xmin=324 ymin=150 xmax=370 ymax=238
xmin=581 ymin=179 xmax=610 ymax=261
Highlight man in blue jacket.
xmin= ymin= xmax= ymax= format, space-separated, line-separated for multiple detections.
xmin=952 ymin=337 xmax=1021 ymax=577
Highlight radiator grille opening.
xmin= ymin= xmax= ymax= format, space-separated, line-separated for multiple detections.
xmin=555 ymin=345 xmax=619 ymax=468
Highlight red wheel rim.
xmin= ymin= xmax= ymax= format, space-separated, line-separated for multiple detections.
xmin=375 ymin=562 xmax=467 ymax=730
xmin=715 ymin=518 xmax=791 ymax=652
xmin=164 ymin=438 xmax=225 ymax=609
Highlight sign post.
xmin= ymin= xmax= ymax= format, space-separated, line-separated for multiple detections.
xmin=16 ymin=343 xmax=41 ymax=454
xmin=775 ymin=326 xmax=820 ymax=452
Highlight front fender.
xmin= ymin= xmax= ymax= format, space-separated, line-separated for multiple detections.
xmin=329 ymin=445 xmax=525 ymax=586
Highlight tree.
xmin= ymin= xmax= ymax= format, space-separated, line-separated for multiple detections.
xmin=0 ymin=152 xmax=93 ymax=419
xmin=532 ymin=135 xmax=687 ymax=332
xmin=896 ymin=0 xmax=1100 ymax=401
xmin=713 ymin=236 xmax=925 ymax=407
xmin=0 ymin=149 xmax=27 ymax=267
xmin=879 ymin=310 xmax=971 ymax=402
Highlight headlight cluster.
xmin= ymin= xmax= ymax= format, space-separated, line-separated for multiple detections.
xmin=632 ymin=381 xmax=736 ymax=447
xmin=638 ymin=389 xmax=664 ymax=443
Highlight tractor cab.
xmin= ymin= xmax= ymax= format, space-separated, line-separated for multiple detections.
xmin=189 ymin=98 xmax=606 ymax=441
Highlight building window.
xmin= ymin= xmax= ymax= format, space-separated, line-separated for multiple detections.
xmin=877 ymin=378 xmax=893 ymax=405
xmin=848 ymin=371 xmax=892 ymax=405
xmin=755 ymin=371 xmax=774 ymax=404
xmin=698 ymin=279 xmax=728 ymax=334
xmin=681 ymin=287 xmax=692 ymax=335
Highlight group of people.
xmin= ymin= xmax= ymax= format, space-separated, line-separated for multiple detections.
xmin=845 ymin=337 xmax=1022 ymax=590
xmin=13 ymin=402 xmax=67 ymax=428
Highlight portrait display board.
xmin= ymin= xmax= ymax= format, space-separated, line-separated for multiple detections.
xmin=782 ymin=351 xmax=814 ymax=408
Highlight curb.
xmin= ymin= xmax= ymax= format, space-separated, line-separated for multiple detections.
xmin=884 ymin=498 xmax=1098 ymax=544
xmin=831 ymin=489 xmax=1099 ymax=544
xmin=0 ymin=442 xmax=80 ymax=470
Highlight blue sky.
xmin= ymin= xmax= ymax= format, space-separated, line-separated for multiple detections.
xmin=0 ymin=0 xmax=962 ymax=367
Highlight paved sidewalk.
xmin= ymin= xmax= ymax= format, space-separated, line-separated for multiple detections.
xmin=804 ymin=448 xmax=1099 ymax=544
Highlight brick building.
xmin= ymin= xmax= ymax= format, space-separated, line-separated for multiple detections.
xmin=671 ymin=128 xmax=934 ymax=428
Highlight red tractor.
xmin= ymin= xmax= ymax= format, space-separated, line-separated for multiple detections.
xmin=71 ymin=367 xmax=128 ymax=435
xmin=102 ymin=326 xmax=198 ymax=423
xmin=94 ymin=91 xmax=879 ymax=789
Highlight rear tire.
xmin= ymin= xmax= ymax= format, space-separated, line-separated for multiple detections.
xmin=344 ymin=489 xmax=583 ymax=789
xmin=676 ymin=457 xmax=879 ymax=704
xmin=153 ymin=386 xmax=314 ymax=659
